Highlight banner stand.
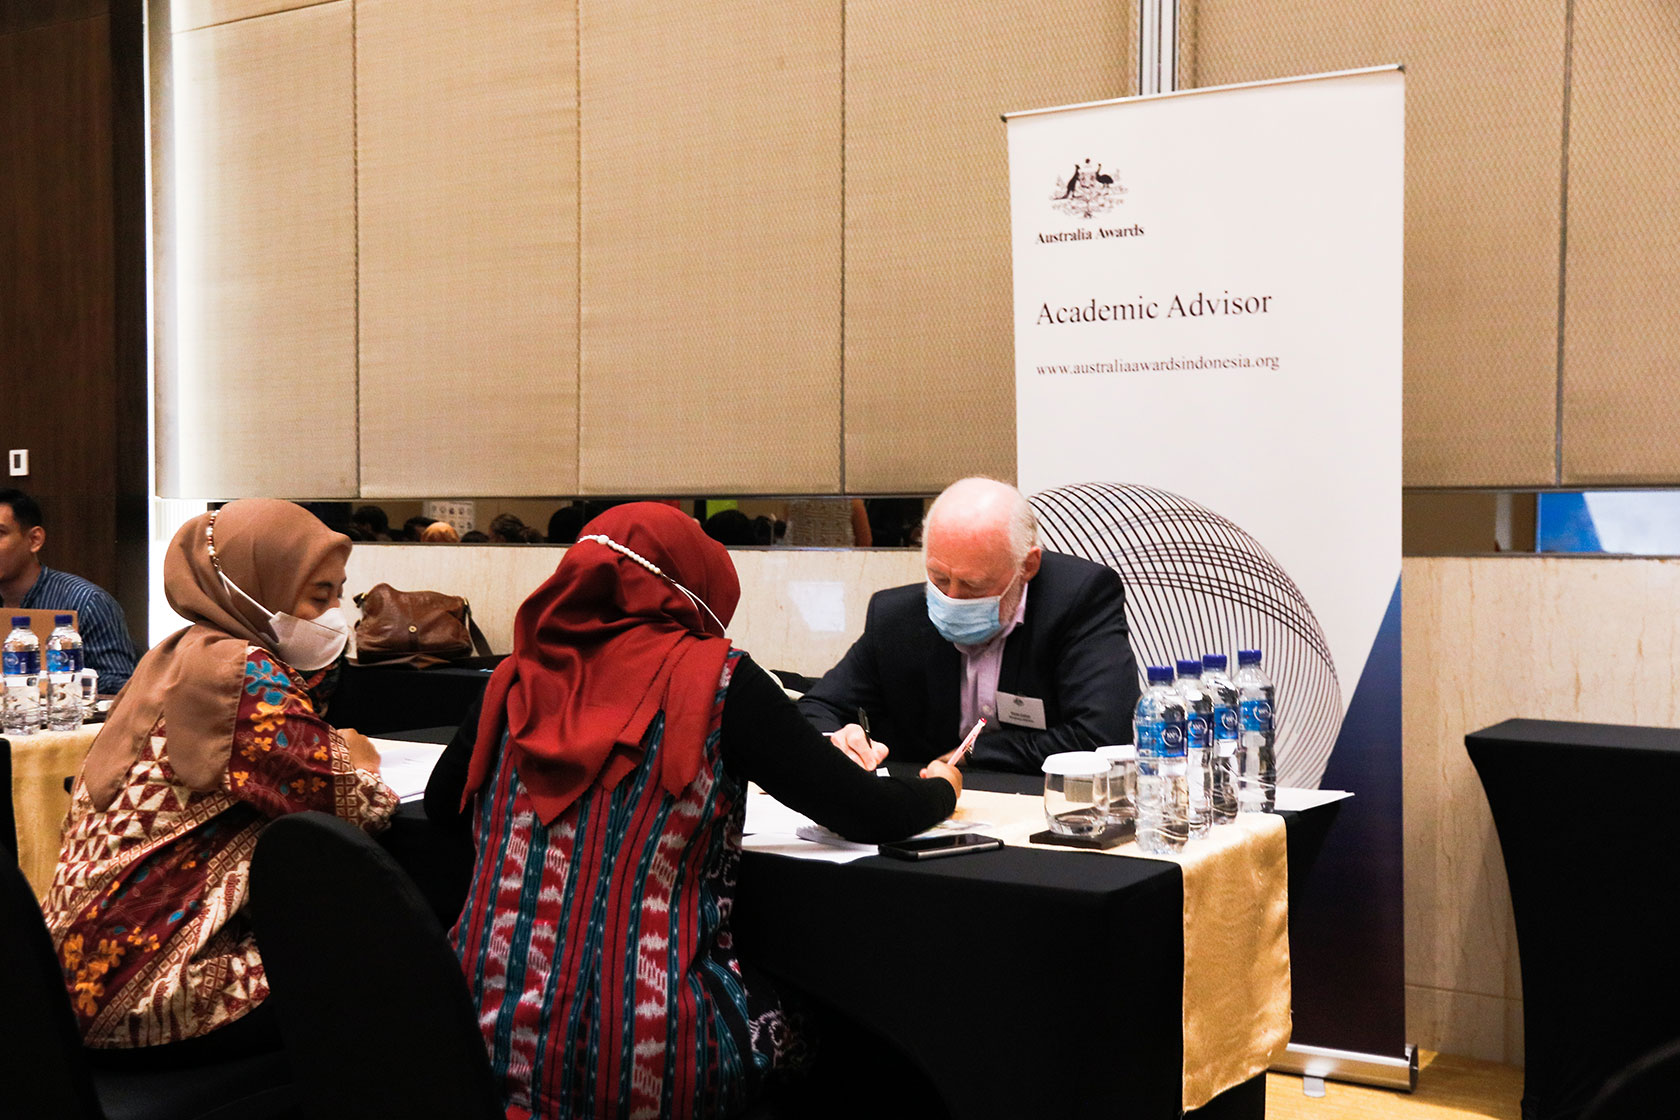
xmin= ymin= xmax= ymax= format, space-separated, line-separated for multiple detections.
xmin=1007 ymin=67 xmax=1412 ymax=1085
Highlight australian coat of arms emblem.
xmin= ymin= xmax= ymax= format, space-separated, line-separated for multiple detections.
xmin=1050 ymin=158 xmax=1125 ymax=218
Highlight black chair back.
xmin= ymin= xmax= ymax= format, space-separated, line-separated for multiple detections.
xmin=0 ymin=856 xmax=103 ymax=1118
xmin=1582 ymin=1037 xmax=1680 ymax=1120
xmin=1 ymin=736 xmax=17 ymax=861
xmin=250 ymin=812 xmax=501 ymax=1120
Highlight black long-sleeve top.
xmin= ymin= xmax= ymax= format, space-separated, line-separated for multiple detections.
xmin=424 ymin=653 xmax=956 ymax=843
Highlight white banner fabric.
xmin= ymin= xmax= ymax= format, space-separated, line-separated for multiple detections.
xmin=1009 ymin=68 xmax=1403 ymax=715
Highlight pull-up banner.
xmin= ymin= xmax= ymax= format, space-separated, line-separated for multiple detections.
xmin=1007 ymin=68 xmax=1407 ymax=1066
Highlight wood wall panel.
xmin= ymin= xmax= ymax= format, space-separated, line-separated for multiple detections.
xmin=2 ymin=0 xmax=107 ymax=34
xmin=843 ymin=0 xmax=1133 ymax=493
xmin=171 ymin=0 xmax=328 ymax=34
xmin=1189 ymin=0 xmax=1567 ymax=488
xmin=0 ymin=9 xmax=146 ymax=617
xmin=1559 ymin=1 xmax=1680 ymax=484
xmin=356 ymin=0 xmax=578 ymax=498
xmin=577 ymin=0 xmax=842 ymax=496
xmin=168 ymin=2 xmax=356 ymax=497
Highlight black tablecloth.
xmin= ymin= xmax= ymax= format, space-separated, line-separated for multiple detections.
xmin=329 ymin=661 xmax=498 ymax=735
xmin=380 ymin=744 xmax=1304 ymax=1120
xmin=1468 ymin=719 xmax=1680 ymax=1120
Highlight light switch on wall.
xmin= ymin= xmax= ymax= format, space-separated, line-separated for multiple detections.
xmin=7 ymin=449 xmax=26 ymax=477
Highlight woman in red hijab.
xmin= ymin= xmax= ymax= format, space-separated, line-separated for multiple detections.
xmin=437 ymin=502 xmax=960 ymax=1119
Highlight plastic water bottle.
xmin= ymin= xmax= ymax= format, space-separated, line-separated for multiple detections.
xmin=3 ymin=617 xmax=42 ymax=736
xmin=1234 ymin=649 xmax=1278 ymax=812
xmin=1174 ymin=659 xmax=1214 ymax=836
xmin=46 ymin=615 xmax=85 ymax=731
xmin=1134 ymin=665 xmax=1189 ymax=854
xmin=1201 ymin=654 xmax=1241 ymax=824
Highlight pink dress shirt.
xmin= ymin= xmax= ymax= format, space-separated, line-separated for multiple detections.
xmin=955 ymin=584 xmax=1029 ymax=737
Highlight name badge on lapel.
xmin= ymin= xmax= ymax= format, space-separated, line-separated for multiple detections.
xmin=995 ymin=691 xmax=1047 ymax=730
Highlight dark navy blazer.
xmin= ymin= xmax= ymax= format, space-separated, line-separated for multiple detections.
xmin=797 ymin=551 xmax=1139 ymax=773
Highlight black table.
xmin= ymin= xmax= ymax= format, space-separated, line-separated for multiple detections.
xmin=733 ymin=768 xmax=1318 ymax=1120
xmin=381 ymin=738 xmax=1312 ymax=1120
xmin=331 ymin=661 xmax=498 ymax=735
xmin=1468 ymin=719 xmax=1680 ymax=1120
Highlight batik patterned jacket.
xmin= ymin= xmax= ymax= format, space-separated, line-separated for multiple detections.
xmin=43 ymin=648 xmax=397 ymax=1047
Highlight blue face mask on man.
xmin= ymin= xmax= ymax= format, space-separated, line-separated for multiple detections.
xmin=925 ymin=574 xmax=1017 ymax=646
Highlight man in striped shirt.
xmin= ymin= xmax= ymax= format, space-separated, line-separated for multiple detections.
xmin=0 ymin=489 xmax=138 ymax=694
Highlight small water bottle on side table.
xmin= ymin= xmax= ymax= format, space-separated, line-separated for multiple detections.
xmin=1134 ymin=665 xmax=1190 ymax=854
xmin=1200 ymin=653 xmax=1241 ymax=825
xmin=4 ymin=616 xmax=42 ymax=736
xmin=47 ymin=614 xmax=86 ymax=731
xmin=1234 ymin=648 xmax=1278 ymax=813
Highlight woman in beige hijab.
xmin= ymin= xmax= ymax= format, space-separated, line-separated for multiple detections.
xmin=42 ymin=499 xmax=397 ymax=1061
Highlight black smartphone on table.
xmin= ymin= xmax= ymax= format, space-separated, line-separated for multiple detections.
xmin=877 ymin=833 xmax=1004 ymax=860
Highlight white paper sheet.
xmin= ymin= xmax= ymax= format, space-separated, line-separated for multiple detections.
xmin=368 ymin=738 xmax=447 ymax=803
xmin=1272 ymin=787 xmax=1353 ymax=812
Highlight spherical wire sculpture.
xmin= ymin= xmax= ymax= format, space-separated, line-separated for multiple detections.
xmin=1030 ymin=482 xmax=1343 ymax=789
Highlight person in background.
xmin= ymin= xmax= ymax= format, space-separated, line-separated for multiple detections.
xmin=426 ymin=503 xmax=959 ymax=1119
xmin=798 ymin=477 xmax=1139 ymax=774
xmin=703 ymin=507 xmax=754 ymax=545
xmin=864 ymin=497 xmax=928 ymax=548
xmin=42 ymin=499 xmax=395 ymax=1060
xmin=421 ymin=520 xmax=460 ymax=543
xmin=545 ymin=503 xmax=584 ymax=544
xmin=487 ymin=512 xmax=531 ymax=543
xmin=402 ymin=516 xmax=436 ymax=542
xmin=459 ymin=530 xmax=490 ymax=544
xmin=849 ymin=497 xmax=873 ymax=547
xmin=0 ymin=488 xmax=139 ymax=693
xmin=351 ymin=505 xmax=392 ymax=541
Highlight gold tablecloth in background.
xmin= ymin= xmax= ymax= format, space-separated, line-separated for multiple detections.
xmin=5 ymin=725 xmax=99 ymax=899
xmin=959 ymin=789 xmax=1292 ymax=1111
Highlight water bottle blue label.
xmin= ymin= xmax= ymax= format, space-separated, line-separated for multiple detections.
xmin=3 ymin=650 xmax=40 ymax=676
xmin=1213 ymin=705 xmax=1238 ymax=738
xmin=1159 ymin=718 xmax=1187 ymax=758
xmin=1186 ymin=713 xmax=1210 ymax=751
xmin=1239 ymin=699 xmax=1273 ymax=733
xmin=1136 ymin=718 xmax=1166 ymax=757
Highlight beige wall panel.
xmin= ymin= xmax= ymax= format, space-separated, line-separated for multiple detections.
xmin=169 ymin=2 xmax=356 ymax=497
xmin=1403 ymin=554 xmax=1680 ymax=1060
xmin=578 ymin=0 xmax=842 ymax=496
xmin=844 ymin=1 xmax=1133 ymax=494
xmin=356 ymin=0 xmax=578 ymax=498
xmin=1560 ymin=2 xmax=1680 ymax=484
xmin=1191 ymin=1 xmax=1566 ymax=488
xmin=173 ymin=0 xmax=333 ymax=34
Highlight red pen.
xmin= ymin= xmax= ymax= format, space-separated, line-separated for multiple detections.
xmin=946 ymin=718 xmax=987 ymax=768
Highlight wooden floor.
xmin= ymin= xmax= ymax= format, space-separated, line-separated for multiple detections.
xmin=1266 ymin=1053 xmax=1524 ymax=1120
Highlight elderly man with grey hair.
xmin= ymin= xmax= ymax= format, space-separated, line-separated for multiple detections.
xmin=798 ymin=477 xmax=1139 ymax=774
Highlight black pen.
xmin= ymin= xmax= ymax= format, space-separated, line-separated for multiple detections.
xmin=857 ymin=707 xmax=883 ymax=771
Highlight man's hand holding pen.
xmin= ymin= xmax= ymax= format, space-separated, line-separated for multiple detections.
xmin=829 ymin=708 xmax=890 ymax=770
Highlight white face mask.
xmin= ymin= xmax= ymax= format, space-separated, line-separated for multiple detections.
xmin=268 ymin=606 xmax=351 ymax=671
xmin=219 ymin=571 xmax=350 ymax=671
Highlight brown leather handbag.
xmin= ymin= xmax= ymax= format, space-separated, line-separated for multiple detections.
xmin=351 ymin=584 xmax=492 ymax=669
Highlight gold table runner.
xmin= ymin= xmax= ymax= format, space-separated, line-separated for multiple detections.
xmin=6 ymin=725 xmax=99 ymax=899
xmin=958 ymin=788 xmax=1292 ymax=1110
